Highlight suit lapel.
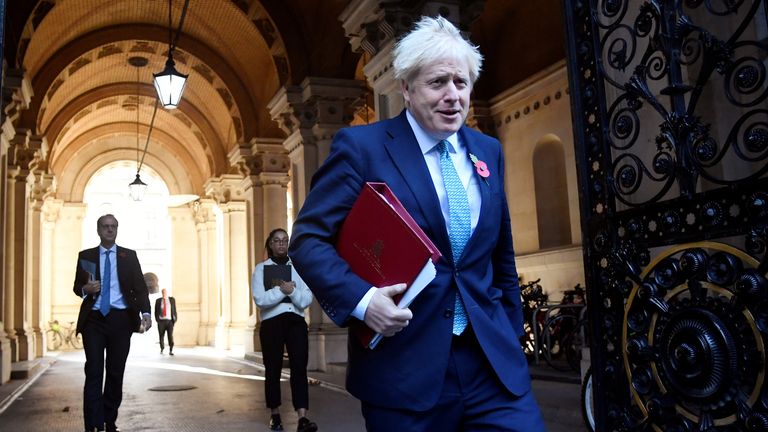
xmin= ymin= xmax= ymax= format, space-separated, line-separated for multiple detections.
xmin=86 ymin=247 xmax=101 ymax=280
xmin=382 ymin=113 xmax=451 ymax=252
xmin=459 ymin=127 xmax=492 ymax=253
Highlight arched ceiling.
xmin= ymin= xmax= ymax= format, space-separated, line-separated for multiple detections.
xmin=5 ymin=0 xmax=564 ymax=198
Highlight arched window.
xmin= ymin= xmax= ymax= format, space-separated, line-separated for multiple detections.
xmin=533 ymin=135 xmax=571 ymax=249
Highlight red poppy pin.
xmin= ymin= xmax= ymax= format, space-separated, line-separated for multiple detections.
xmin=469 ymin=153 xmax=490 ymax=184
xmin=118 ymin=251 xmax=127 ymax=258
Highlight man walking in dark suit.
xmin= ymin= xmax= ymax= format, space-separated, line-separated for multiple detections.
xmin=73 ymin=214 xmax=152 ymax=432
xmin=289 ymin=16 xmax=544 ymax=431
xmin=154 ymin=288 xmax=177 ymax=355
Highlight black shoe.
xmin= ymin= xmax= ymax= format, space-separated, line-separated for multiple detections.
xmin=269 ymin=414 xmax=284 ymax=431
xmin=169 ymin=351 xmax=174 ymax=356
xmin=84 ymin=428 xmax=103 ymax=432
xmin=297 ymin=417 xmax=317 ymax=432
xmin=106 ymin=423 xmax=120 ymax=432
xmin=160 ymin=348 xmax=164 ymax=354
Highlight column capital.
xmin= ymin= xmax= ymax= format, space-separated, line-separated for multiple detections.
xmin=228 ymin=139 xmax=291 ymax=178
xmin=2 ymin=68 xmax=34 ymax=122
xmin=8 ymin=131 xmax=48 ymax=176
xmin=28 ymin=172 xmax=56 ymax=209
xmin=267 ymin=78 xmax=368 ymax=140
xmin=204 ymin=175 xmax=248 ymax=205
xmin=41 ymin=198 xmax=64 ymax=224
xmin=192 ymin=198 xmax=218 ymax=225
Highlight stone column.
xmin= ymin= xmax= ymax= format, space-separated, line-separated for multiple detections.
xmin=26 ymin=148 xmax=53 ymax=357
xmin=267 ymin=78 xmax=367 ymax=371
xmin=0 ymin=68 xmax=33 ymax=381
xmin=167 ymin=205 xmax=199 ymax=347
xmin=229 ymin=140 xmax=290 ymax=352
xmin=0 ymin=117 xmax=11 ymax=383
xmin=193 ymin=199 xmax=219 ymax=346
xmin=40 ymin=198 xmax=62 ymax=355
xmin=204 ymin=176 xmax=251 ymax=349
xmin=5 ymin=130 xmax=37 ymax=362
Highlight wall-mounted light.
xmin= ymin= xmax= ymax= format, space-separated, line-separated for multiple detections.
xmin=153 ymin=0 xmax=190 ymax=109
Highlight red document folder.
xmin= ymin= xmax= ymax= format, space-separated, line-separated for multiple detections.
xmin=336 ymin=182 xmax=442 ymax=348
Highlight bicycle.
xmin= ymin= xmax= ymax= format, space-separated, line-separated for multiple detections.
xmin=46 ymin=319 xmax=83 ymax=350
xmin=539 ymin=284 xmax=588 ymax=372
xmin=520 ymin=278 xmax=548 ymax=360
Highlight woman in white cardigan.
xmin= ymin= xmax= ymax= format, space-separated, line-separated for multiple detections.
xmin=252 ymin=228 xmax=317 ymax=432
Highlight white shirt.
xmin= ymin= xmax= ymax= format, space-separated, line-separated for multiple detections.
xmin=252 ymin=258 xmax=314 ymax=321
xmin=93 ymin=245 xmax=127 ymax=310
xmin=351 ymin=110 xmax=482 ymax=320
xmin=159 ymin=297 xmax=173 ymax=320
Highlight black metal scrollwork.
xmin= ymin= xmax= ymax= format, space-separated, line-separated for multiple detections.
xmin=596 ymin=0 xmax=768 ymax=205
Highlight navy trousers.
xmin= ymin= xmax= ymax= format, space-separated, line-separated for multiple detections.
xmin=81 ymin=309 xmax=133 ymax=431
xmin=361 ymin=327 xmax=545 ymax=431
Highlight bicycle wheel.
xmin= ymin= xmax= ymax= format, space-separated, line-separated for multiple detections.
xmin=564 ymin=318 xmax=589 ymax=372
xmin=70 ymin=331 xmax=83 ymax=349
xmin=46 ymin=330 xmax=63 ymax=351
xmin=581 ymin=367 xmax=595 ymax=432
xmin=541 ymin=314 xmax=577 ymax=371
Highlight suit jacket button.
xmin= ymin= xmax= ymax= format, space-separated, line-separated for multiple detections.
xmin=444 ymin=309 xmax=453 ymax=318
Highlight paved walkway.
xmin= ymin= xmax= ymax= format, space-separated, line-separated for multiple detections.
xmin=0 ymin=334 xmax=586 ymax=431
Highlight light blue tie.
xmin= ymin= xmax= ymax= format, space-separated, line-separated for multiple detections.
xmin=100 ymin=250 xmax=112 ymax=316
xmin=437 ymin=140 xmax=469 ymax=335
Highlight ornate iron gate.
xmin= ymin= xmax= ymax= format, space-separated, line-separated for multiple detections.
xmin=563 ymin=1 xmax=768 ymax=430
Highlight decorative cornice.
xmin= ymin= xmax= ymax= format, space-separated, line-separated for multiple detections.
xmin=489 ymin=60 xmax=570 ymax=129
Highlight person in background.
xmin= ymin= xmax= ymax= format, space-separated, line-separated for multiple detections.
xmin=154 ymin=288 xmax=177 ymax=355
xmin=73 ymin=214 xmax=152 ymax=432
xmin=288 ymin=16 xmax=545 ymax=431
xmin=252 ymin=228 xmax=318 ymax=432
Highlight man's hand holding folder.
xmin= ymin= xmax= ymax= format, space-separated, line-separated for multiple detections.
xmin=336 ymin=182 xmax=441 ymax=349
xmin=363 ymin=283 xmax=412 ymax=337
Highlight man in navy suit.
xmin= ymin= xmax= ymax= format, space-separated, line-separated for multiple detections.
xmin=289 ymin=16 xmax=544 ymax=431
xmin=73 ymin=214 xmax=152 ymax=432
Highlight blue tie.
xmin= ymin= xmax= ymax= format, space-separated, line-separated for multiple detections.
xmin=437 ymin=140 xmax=469 ymax=335
xmin=100 ymin=250 xmax=112 ymax=316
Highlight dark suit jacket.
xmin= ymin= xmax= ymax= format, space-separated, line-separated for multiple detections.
xmin=154 ymin=297 xmax=177 ymax=323
xmin=289 ymin=110 xmax=530 ymax=410
xmin=73 ymin=246 xmax=151 ymax=334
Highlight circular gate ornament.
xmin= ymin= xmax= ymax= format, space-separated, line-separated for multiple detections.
xmin=623 ymin=242 xmax=766 ymax=430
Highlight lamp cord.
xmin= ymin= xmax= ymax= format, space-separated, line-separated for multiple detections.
xmin=168 ymin=0 xmax=190 ymax=56
xmin=137 ymin=99 xmax=159 ymax=174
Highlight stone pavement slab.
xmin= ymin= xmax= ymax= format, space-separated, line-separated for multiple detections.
xmin=0 ymin=334 xmax=586 ymax=431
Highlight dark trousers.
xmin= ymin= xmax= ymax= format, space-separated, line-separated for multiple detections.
xmin=81 ymin=309 xmax=133 ymax=430
xmin=157 ymin=319 xmax=174 ymax=351
xmin=361 ymin=327 xmax=545 ymax=432
xmin=259 ymin=312 xmax=309 ymax=410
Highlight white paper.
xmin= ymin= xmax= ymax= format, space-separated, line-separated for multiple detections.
xmin=368 ymin=258 xmax=437 ymax=349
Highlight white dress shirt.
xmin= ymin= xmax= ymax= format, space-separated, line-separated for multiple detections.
xmin=92 ymin=245 xmax=127 ymax=310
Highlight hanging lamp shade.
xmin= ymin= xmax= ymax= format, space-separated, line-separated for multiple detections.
xmin=153 ymin=54 xmax=188 ymax=109
xmin=128 ymin=173 xmax=148 ymax=201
